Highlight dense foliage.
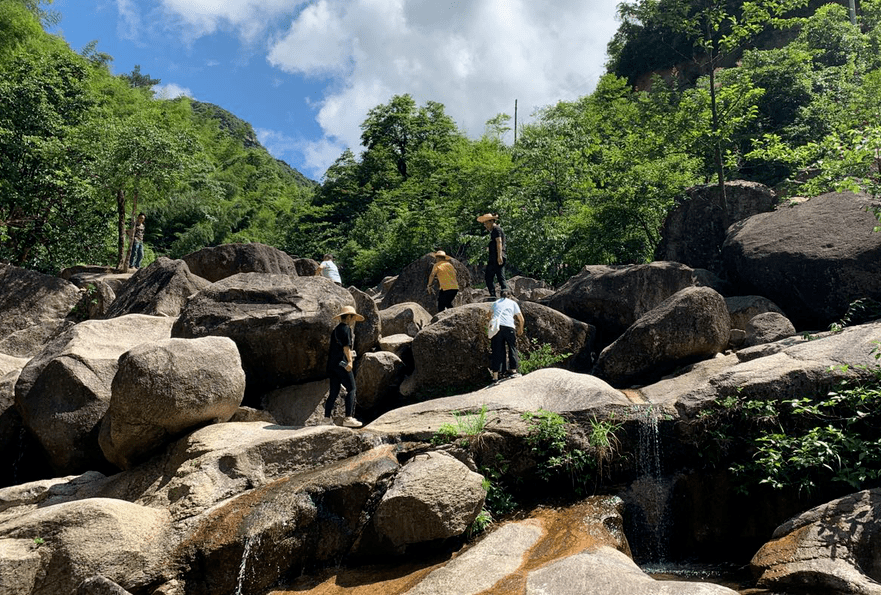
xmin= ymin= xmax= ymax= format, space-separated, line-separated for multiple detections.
xmin=2 ymin=0 xmax=881 ymax=287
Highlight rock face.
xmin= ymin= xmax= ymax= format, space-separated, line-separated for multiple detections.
xmin=400 ymin=302 xmax=594 ymax=397
xmin=594 ymin=287 xmax=731 ymax=387
xmin=262 ymin=379 xmax=336 ymax=426
xmin=751 ymin=488 xmax=881 ymax=595
xmin=0 ymin=498 xmax=173 ymax=595
xmin=380 ymin=254 xmax=473 ymax=314
xmin=722 ymin=191 xmax=881 ymax=329
xmin=103 ymin=257 xmax=209 ymax=319
xmin=99 ymin=337 xmax=246 ymax=470
xmin=541 ymin=261 xmax=706 ymax=349
xmin=348 ymin=285 xmax=381 ymax=355
xmin=181 ymin=242 xmax=299 ymax=282
xmin=0 ymin=264 xmax=81 ymax=358
xmin=656 ymin=181 xmax=777 ymax=274
xmin=14 ymin=315 xmax=176 ymax=475
xmin=379 ymin=302 xmax=433 ymax=337
xmin=172 ymin=274 xmax=355 ymax=398
xmin=373 ymin=451 xmax=485 ymax=547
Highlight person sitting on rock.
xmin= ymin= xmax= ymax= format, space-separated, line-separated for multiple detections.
xmin=324 ymin=305 xmax=363 ymax=428
xmin=426 ymin=250 xmax=459 ymax=313
xmin=315 ymin=253 xmax=342 ymax=285
xmin=488 ymin=290 xmax=524 ymax=381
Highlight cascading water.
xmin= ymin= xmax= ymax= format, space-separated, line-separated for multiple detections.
xmin=623 ymin=404 xmax=673 ymax=565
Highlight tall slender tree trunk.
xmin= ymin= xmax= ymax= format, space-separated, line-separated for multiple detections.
xmin=115 ymin=189 xmax=126 ymax=271
xmin=119 ymin=189 xmax=139 ymax=272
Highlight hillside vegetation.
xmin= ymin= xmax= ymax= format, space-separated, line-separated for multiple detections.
xmin=2 ymin=0 xmax=880 ymax=285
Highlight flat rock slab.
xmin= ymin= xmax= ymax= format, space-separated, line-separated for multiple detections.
xmin=369 ymin=368 xmax=630 ymax=441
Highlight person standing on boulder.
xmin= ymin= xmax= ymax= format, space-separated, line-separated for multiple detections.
xmin=488 ymin=290 xmax=524 ymax=381
xmin=324 ymin=305 xmax=363 ymax=428
xmin=128 ymin=212 xmax=146 ymax=269
xmin=477 ymin=213 xmax=506 ymax=298
xmin=315 ymin=254 xmax=342 ymax=285
xmin=426 ymin=250 xmax=459 ymax=313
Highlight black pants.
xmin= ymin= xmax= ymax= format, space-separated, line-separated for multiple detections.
xmin=491 ymin=326 xmax=519 ymax=373
xmin=485 ymin=261 xmax=507 ymax=297
xmin=325 ymin=366 xmax=356 ymax=417
xmin=438 ymin=288 xmax=458 ymax=312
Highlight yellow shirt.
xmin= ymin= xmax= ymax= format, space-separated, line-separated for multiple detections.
xmin=431 ymin=261 xmax=459 ymax=290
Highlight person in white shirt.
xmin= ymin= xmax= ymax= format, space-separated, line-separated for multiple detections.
xmin=488 ymin=290 xmax=524 ymax=381
xmin=315 ymin=253 xmax=342 ymax=284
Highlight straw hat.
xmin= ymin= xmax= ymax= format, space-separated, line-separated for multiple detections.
xmin=333 ymin=305 xmax=365 ymax=321
xmin=432 ymin=250 xmax=451 ymax=260
xmin=476 ymin=213 xmax=499 ymax=223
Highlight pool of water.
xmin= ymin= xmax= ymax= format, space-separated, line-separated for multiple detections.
xmin=643 ymin=563 xmax=791 ymax=594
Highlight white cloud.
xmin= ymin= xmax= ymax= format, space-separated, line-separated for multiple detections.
xmin=157 ymin=0 xmax=621 ymax=177
xmin=115 ymin=0 xmax=142 ymax=41
xmin=154 ymin=83 xmax=194 ymax=99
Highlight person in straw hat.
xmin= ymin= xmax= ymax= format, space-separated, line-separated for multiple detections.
xmin=476 ymin=213 xmax=507 ymax=298
xmin=426 ymin=250 xmax=459 ymax=313
xmin=324 ymin=305 xmax=364 ymax=428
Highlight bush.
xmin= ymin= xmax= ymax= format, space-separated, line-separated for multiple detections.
xmin=519 ymin=339 xmax=572 ymax=375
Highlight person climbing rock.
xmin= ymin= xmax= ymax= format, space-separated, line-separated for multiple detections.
xmin=488 ymin=289 xmax=524 ymax=381
xmin=324 ymin=305 xmax=363 ymax=428
xmin=426 ymin=250 xmax=459 ymax=312
xmin=477 ymin=213 xmax=506 ymax=298
xmin=315 ymin=253 xmax=342 ymax=284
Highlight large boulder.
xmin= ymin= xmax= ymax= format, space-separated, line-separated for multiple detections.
xmin=181 ymin=242 xmax=299 ymax=282
xmin=380 ymin=254 xmax=473 ymax=314
xmin=527 ymin=545 xmax=738 ymax=595
xmin=61 ymin=267 xmax=134 ymax=296
xmin=0 ymin=264 xmax=81 ymax=358
xmin=173 ymin=445 xmax=400 ymax=595
xmin=593 ymin=287 xmax=731 ymax=387
xmin=0 ymin=499 xmax=173 ymax=595
xmin=743 ymin=312 xmax=796 ymax=348
xmin=371 ymin=368 xmax=631 ymax=443
xmin=14 ymin=315 xmax=176 ymax=475
xmin=541 ymin=262 xmax=708 ymax=349
xmin=103 ymin=257 xmax=209 ymax=319
xmin=722 ymin=191 xmax=881 ymax=329
xmin=725 ymin=295 xmax=786 ymax=331
xmin=635 ymin=320 xmax=881 ymax=418
xmin=507 ymin=275 xmax=551 ymax=301
xmin=348 ymin=286 xmax=381 ymax=355
xmin=262 ymin=379 xmax=338 ymax=426
xmin=99 ymin=337 xmax=246 ymax=470
xmin=400 ymin=302 xmax=594 ymax=397
xmin=171 ymin=274 xmax=355 ymax=398
xmin=379 ymin=302 xmax=432 ymax=337
xmin=656 ymin=181 xmax=777 ymax=274
xmin=354 ymin=351 xmax=406 ymax=411
xmin=751 ymin=489 xmax=881 ymax=595
xmin=373 ymin=451 xmax=485 ymax=548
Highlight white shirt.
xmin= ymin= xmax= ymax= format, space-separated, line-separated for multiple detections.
xmin=319 ymin=260 xmax=341 ymax=283
xmin=491 ymin=297 xmax=521 ymax=329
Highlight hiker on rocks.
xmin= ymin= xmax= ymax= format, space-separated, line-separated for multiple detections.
xmin=128 ymin=212 xmax=146 ymax=269
xmin=426 ymin=250 xmax=459 ymax=312
xmin=315 ymin=253 xmax=342 ymax=285
xmin=488 ymin=289 xmax=524 ymax=381
xmin=324 ymin=305 xmax=363 ymax=428
xmin=477 ymin=213 xmax=506 ymax=297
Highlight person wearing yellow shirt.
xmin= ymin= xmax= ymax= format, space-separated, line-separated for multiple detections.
xmin=426 ymin=250 xmax=459 ymax=312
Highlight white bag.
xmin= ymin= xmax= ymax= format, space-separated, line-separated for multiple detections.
xmin=487 ymin=316 xmax=501 ymax=338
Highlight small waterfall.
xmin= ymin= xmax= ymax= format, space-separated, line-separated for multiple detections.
xmin=625 ymin=404 xmax=673 ymax=565
xmin=234 ymin=533 xmax=261 ymax=595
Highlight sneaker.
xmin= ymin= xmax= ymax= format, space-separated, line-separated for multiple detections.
xmin=509 ymin=372 xmax=522 ymax=378
xmin=342 ymin=416 xmax=363 ymax=428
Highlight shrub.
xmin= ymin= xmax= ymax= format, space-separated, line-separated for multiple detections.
xmin=519 ymin=339 xmax=572 ymax=375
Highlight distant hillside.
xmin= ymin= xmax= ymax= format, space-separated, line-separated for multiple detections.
xmin=189 ymin=100 xmax=317 ymax=188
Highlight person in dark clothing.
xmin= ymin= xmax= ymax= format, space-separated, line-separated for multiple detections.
xmin=477 ymin=213 xmax=506 ymax=297
xmin=324 ymin=305 xmax=363 ymax=428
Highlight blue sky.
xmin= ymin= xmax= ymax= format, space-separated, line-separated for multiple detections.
xmin=49 ymin=1 xmax=622 ymax=182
